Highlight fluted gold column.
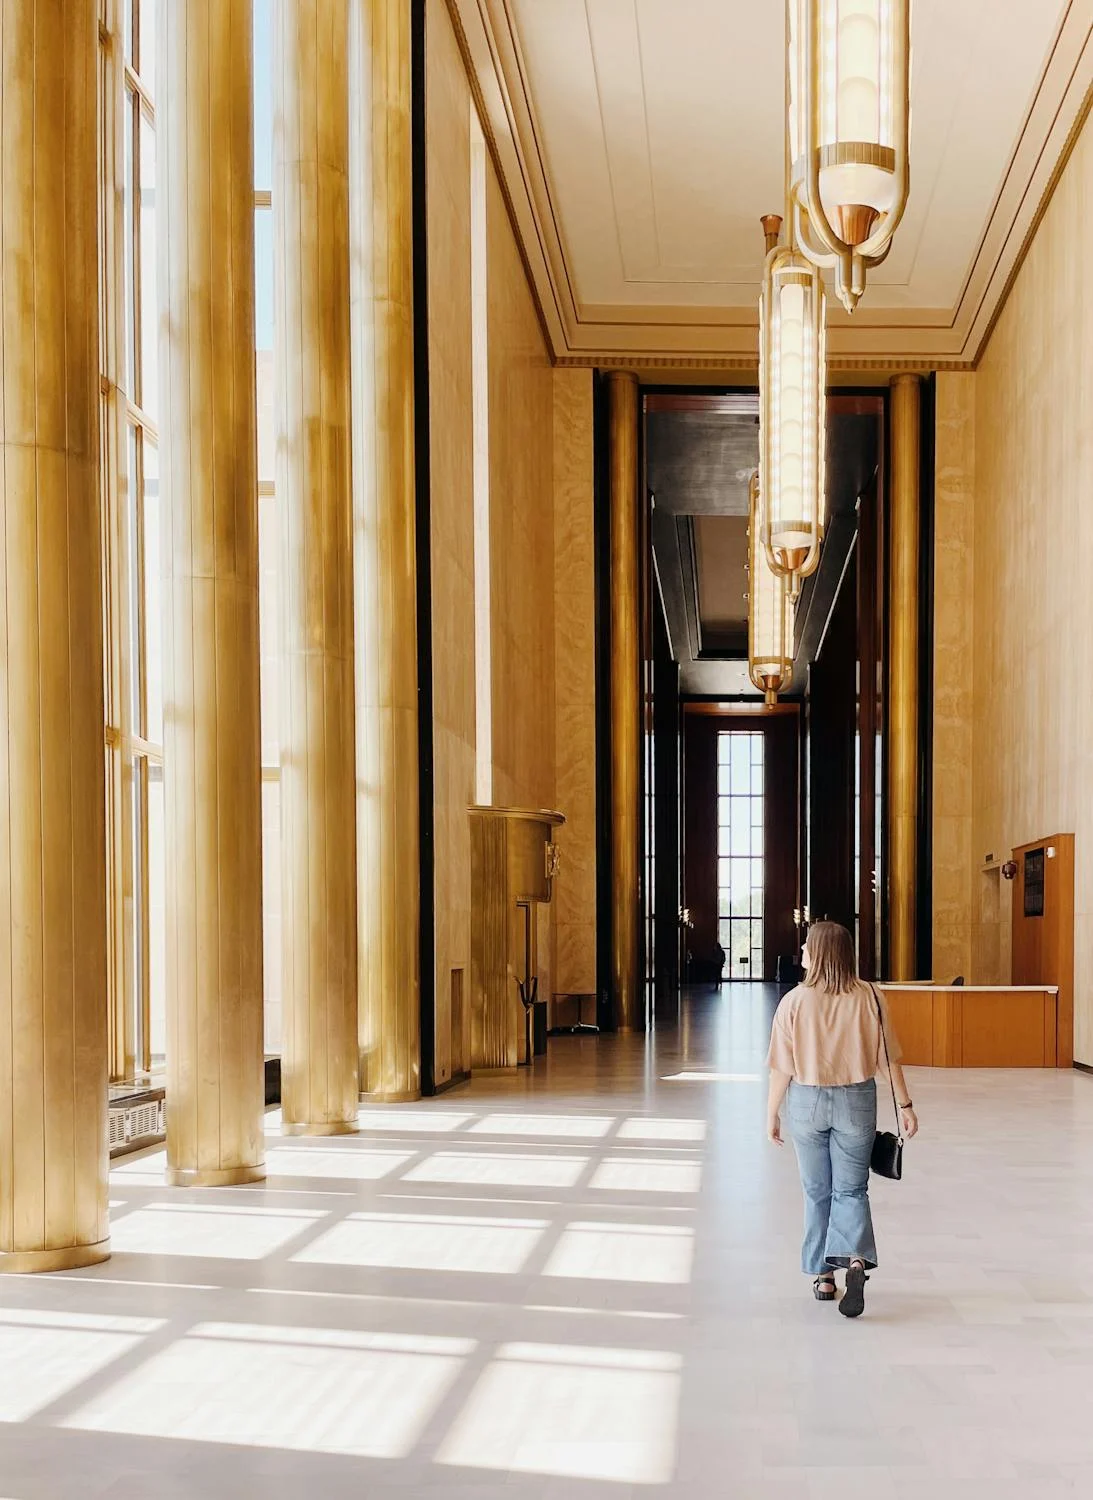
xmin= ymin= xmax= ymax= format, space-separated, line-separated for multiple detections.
xmin=158 ymin=0 xmax=266 ymax=1184
xmin=608 ymin=372 xmax=642 ymax=1031
xmin=274 ymin=0 xmax=359 ymax=1134
xmin=349 ymin=0 xmax=421 ymax=1100
xmin=0 ymin=0 xmax=110 ymax=1274
xmin=888 ymin=374 xmax=921 ymax=980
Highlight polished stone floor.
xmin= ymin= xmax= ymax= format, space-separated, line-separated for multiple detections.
xmin=3 ymin=984 xmax=1093 ymax=1498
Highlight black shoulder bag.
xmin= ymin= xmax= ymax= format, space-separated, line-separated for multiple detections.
xmin=869 ymin=985 xmax=903 ymax=1180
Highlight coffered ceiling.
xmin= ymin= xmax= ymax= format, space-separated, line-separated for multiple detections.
xmin=449 ymin=0 xmax=1093 ymax=370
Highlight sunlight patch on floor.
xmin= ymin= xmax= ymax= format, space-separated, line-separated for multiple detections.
xmin=543 ymin=1221 xmax=695 ymax=1284
xmin=435 ymin=1341 xmax=681 ymax=1484
xmin=109 ymin=1201 xmax=327 ymax=1260
xmin=403 ymin=1151 xmax=589 ymax=1188
xmin=62 ymin=1322 xmax=472 ymax=1457
xmin=0 ymin=1309 xmax=162 ymax=1423
xmin=292 ymin=1210 xmax=547 ymax=1273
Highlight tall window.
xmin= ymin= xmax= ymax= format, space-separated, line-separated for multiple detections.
xmin=98 ymin=0 xmax=285 ymax=1077
xmin=99 ymin=0 xmax=164 ymax=1076
xmin=254 ymin=0 xmax=282 ymax=1055
xmin=717 ymin=732 xmax=765 ymax=979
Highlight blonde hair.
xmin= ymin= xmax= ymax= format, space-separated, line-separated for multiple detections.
xmin=803 ymin=921 xmax=859 ymax=994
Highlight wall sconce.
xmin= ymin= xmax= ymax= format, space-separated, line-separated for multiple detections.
xmin=1001 ymin=860 xmax=1018 ymax=881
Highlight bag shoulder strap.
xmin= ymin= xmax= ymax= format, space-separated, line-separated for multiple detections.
xmin=868 ymin=983 xmax=903 ymax=1143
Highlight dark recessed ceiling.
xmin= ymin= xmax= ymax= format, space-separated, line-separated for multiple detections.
xmin=647 ymin=391 xmax=883 ymax=699
xmin=646 ymin=409 xmax=758 ymax=517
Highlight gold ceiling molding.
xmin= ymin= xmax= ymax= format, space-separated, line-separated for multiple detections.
xmin=973 ymin=69 xmax=1093 ymax=365
xmin=448 ymin=0 xmax=1093 ymax=372
xmin=555 ymin=353 xmax=972 ymax=375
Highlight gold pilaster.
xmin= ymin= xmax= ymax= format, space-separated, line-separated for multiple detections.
xmin=0 ymin=0 xmax=110 ymax=1273
xmin=888 ymin=373 xmax=921 ymax=980
xmin=158 ymin=0 xmax=266 ymax=1186
xmin=608 ymin=372 xmax=642 ymax=1031
xmin=274 ymin=0 xmax=359 ymax=1134
xmin=349 ymin=0 xmax=421 ymax=1100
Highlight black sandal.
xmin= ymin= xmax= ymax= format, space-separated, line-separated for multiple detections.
xmin=812 ymin=1273 xmax=837 ymax=1302
xmin=839 ymin=1262 xmax=868 ymax=1319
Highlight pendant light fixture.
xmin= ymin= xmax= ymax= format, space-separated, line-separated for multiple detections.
xmin=748 ymin=471 xmax=795 ymax=704
xmin=758 ymin=217 xmax=827 ymax=599
xmin=787 ymin=0 xmax=911 ymax=313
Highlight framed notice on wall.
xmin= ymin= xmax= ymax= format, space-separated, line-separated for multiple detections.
xmin=1024 ymin=848 xmax=1045 ymax=918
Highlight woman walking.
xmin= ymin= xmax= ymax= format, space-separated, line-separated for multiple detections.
xmin=766 ymin=921 xmax=918 ymax=1318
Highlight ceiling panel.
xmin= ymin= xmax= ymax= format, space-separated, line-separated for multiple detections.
xmin=456 ymin=0 xmax=1093 ymax=364
xmin=693 ymin=515 xmax=749 ymax=638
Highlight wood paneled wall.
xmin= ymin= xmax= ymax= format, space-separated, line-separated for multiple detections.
xmin=807 ymin=556 xmax=857 ymax=933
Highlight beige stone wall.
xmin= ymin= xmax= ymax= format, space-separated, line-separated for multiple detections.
xmin=948 ymin=114 xmax=1093 ymax=1061
xmin=553 ymin=369 xmax=597 ymax=998
xmin=426 ymin=2 xmax=595 ymax=1066
xmin=932 ymin=372 xmax=975 ymax=985
xmin=485 ymin=159 xmax=558 ymax=1012
xmin=426 ymin=0 xmax=475 ymax=1086
xmin=486 ymin=167 xmax=556 ymax=814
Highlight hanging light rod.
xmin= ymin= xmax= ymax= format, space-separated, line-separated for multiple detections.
xmin=747 ymin=471 xmax=795 ymax=705
xmin=786 ymin=0 xmax=911 ymax=313
xmin=757 ymin=215 xmax=827 ymax=600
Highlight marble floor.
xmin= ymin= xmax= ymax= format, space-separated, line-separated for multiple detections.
xmin=3 ymin=985 xmax=1093 ymax=1498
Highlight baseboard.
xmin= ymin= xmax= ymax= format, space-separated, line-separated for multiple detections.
xmin=432 ymin=1070 xmax=471 ymax=1095
xmin=1073 ymin=1060 xmax=1093 ymax=1076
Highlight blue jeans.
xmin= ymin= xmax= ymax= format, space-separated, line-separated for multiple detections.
xmin=787 ymin=1080 xmax=878 ymax=1273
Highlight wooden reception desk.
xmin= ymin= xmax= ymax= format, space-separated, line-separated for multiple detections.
xmin=878 ymin=985 xmax=1062 ymax=1068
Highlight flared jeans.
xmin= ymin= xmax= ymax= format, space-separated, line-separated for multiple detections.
xmin=787 ymin=1079 xmax=879 ymax=1273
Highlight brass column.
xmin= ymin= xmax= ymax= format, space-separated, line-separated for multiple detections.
xmin=349 ymin=0 xmax=421 ymax=1100
xmin=0 ymin=0 xmax=110 ymax=1273
xmin=888 ymin=374 xmax=921 ymax=979
xmin=159 ymin=0 xmax=266 ymax=1185
xmin=274 ymin=0 xmax=359 ymax=1134
xmin=608 ymin=372 xmax=642 ymax=1030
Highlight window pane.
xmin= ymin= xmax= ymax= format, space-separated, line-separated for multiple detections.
xmin=124 ymin=93 xmax=137 ymax=397
xmin=262 ymin=778 xmax=282 ymax=1053
xmin=730 ymin=750 xmax=749 ymax=795
xmin=253 ymin=0 xmax=274 ymax=192
xmin=139 ymin=108 xmax=157 ymax=420
xmin=130 ymin=757 xmax=147 ymax=1071
xmin=127 ymin=425 xmax=143 ymax=732
xmin=259 ymin=493 xmax=280 ymax=764
xmin=254 ymin=206 xmax=274 ymax=355
xmin=143 ymin=436 xmax=162 ymax=744
xmin=147 ymin=758 xmax=166 ymax=1067
xmin=255 ymin=209 xmax=275 ymax=486
xmin=138 ymin=0 xmax=157 ymax=86
xmin=730 ymin=816 xmax=749 ymax=857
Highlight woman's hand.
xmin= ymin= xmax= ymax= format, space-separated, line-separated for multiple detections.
xmin=767 ymin=1114 xmax=784 ymax=1146
xmin=900 ymin=1105 xmax=919 ymax=1139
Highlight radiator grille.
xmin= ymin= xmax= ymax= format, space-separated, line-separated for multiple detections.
xmin=108 ymin=1095 xmax=165 ymax=1156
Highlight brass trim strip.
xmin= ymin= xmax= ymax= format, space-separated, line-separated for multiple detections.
xmin=0 ymin=1240 xmax=112 ymax=1276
